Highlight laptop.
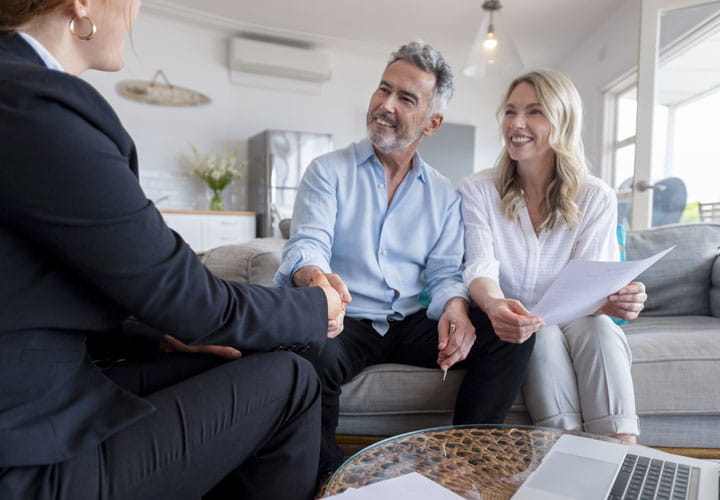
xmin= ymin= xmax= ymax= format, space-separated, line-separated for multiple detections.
xmin=511 ymin=434 xmax=720 ymax=500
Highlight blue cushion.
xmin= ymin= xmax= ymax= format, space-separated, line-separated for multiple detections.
xmin=612 ymin=224 xmax=629 ymax=325
xmin=419 ymin=284 xmax=430 ymax=308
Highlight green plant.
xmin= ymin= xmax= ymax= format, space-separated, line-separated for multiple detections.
xmin=184 ymin=144 xmax=245 ymax=192
xmin=681 ymin=201 xmax=700 ymax=223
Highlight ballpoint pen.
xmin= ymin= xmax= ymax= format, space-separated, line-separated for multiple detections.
xmin=442 ymin=320 xmax=457 ymax=382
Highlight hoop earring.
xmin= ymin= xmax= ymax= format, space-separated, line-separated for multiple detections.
xmin=69 ymin=15 xmax=97 ymax=41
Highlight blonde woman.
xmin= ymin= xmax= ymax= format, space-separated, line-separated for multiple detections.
xmin=459 ymin=70 xmax=646 ymax=444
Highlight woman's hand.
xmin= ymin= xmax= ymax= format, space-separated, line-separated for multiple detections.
xmin=486 ymin=298 xmax=544 ymax=344
xmin=159 ymin=334 xmax=242 ymax=360
xmin=468 ymin=277 xmax=542 ymax=344
xmin=598 ymin=281 xmax=647 ymax=320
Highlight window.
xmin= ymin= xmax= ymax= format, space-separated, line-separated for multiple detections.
xmin=604 ymin=5 xmax=720 ymax=226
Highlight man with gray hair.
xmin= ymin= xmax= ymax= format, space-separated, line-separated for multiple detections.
xmin=275 ymin=40 xmax=534 ymax=481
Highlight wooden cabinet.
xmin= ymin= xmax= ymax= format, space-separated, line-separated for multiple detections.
xmin=160 ymin=210 xmax=256 ymax=253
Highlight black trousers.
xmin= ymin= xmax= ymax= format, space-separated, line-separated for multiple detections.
xmin=305 ymin=307 xmax=535 ymax=474
xmin=0 ymin=351 xmax=321 ymax=500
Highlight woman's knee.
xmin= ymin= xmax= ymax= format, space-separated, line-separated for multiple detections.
xmin=529 ymin=325 xmax=566 ymax=362
xmin=563 ymin=316 xmax=631 ymax=359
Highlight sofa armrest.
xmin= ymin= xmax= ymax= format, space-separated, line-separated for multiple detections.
xmin=200 ymin=237 xmax=286 ymax=286
xmin=712 ymin=255 xmax=720 ymax=318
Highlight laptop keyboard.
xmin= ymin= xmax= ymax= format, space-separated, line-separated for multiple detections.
xmin=606 ymin=453 xmax=700 ymax=500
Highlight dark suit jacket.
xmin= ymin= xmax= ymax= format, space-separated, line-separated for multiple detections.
xmin=0 ymin=31 xmax=327 ymax=468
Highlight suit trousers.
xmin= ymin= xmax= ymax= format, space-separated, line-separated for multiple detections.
xmin=306 ymin=307 xmax=535 ymax=474
xmin=522 ymin=315 xmax=639 ymax=436
xmin=0 ymin=351 xmax=321 ymax=500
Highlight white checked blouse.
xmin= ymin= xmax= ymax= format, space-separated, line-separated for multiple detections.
xmin=459 ymin=168 xmax=620 ymax=310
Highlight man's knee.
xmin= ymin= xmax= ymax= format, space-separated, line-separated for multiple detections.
xmin=502 ymin=333 xmax=535 ymax=368
xmin=297 ymin=338 xmax=354 ymax=392
xmin=468 ymin=306 xmax=493 ymax=332
xmin=276 ymin=351 xmax=320 ymax=386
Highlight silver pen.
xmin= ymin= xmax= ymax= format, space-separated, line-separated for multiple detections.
xmin=442 ymin=320 xmax=457 ymax=382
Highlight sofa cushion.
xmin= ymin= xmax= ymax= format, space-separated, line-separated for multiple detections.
xmin=626 ymin=223 xmax=720 ymax=316
xmin=200 ymin=237 xmax=285 ymax=286
xmin=339 ymin=364 xmax=460 ymax=416
xmin=336 ymin=363 xmax=528 ymax=436
xmin=623 ymin=315 xmax=720 ymax=415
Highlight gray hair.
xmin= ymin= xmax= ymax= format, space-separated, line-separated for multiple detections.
xmin=387 ymin=40 xmax=455 ymax=113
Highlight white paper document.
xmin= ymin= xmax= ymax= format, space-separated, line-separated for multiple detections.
xmin=530 ymin=246 xmax=674 ymax=326
xmin=323 ymin=472 xmax=464 ymax=499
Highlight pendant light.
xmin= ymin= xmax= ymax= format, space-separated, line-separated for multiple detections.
xmin=463 ymin=0 xmax=523 ymax=78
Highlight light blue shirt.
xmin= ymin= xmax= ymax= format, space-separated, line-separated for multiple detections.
xmin=274 ymin=139 xmax=468 ymax=334
xmin=17 ymin=32 xmax=64 ymax=72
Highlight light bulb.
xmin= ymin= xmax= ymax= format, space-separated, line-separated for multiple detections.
xmin=483 ymin=22 xmax=497 ymax=49
xmin=483 ymin=34 xmax=497 ymax=49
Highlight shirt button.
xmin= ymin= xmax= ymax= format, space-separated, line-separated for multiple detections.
xmin=382 ymin=250 xmax=388 ymax=256
xmin=378 ymin=183 xmax=385 ymax=189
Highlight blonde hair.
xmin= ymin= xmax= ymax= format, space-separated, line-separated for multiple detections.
xmin=495 ymin=69 xmax=588 ymax=230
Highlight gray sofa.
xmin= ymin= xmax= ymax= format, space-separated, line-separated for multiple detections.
xmin=200 ymin=223 xmax=720 ymax=454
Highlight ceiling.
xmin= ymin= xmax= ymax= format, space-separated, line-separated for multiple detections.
xmin=141 ymin=0 xmax=627 ymax=70
xmin=657 ymin=26 xmax=720 ymax=106
xmin=613 ymin=3 xmax=720 ymax=107
xmin=141 ymin=0 xmax=720 ymax=106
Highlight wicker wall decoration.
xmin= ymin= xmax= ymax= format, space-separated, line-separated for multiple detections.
xmin=116 ymin=70 xmax=211 ymax=106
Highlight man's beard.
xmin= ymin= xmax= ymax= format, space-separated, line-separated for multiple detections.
xmin=367 ymin=111 xmax=425 ymax=154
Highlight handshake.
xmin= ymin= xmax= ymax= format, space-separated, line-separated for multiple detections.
xmin=300 ymin=267 xmax=353 ymax=339
xmin=159 ymin=266 xmax=353 ymax=360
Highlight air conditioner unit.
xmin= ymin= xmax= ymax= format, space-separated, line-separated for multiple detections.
xmin=229 ymin=38 xmax=331 ymax=83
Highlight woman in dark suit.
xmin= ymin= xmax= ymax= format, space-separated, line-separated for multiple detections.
xmin=0 ymin=1 xmax=343 ymax=499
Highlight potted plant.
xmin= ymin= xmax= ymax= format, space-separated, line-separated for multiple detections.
xmin=184 ymin=145 xmax=245 ymax=211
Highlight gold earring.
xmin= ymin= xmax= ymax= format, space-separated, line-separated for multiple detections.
xmin=69 ymin=15 xmax=97 ymax=41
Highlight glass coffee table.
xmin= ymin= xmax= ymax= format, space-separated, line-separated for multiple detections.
xmin=320 ymin=424 xmax=612 ymax=500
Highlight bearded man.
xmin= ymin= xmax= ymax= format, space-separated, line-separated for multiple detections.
xmin=275 ymin=40 xmax=535 ymax=482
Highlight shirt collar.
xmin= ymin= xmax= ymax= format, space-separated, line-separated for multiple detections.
xmin=355 ymin=138 xmax=428 ymax=184
xmin=17 ymin=32 xmax=65 ymax=72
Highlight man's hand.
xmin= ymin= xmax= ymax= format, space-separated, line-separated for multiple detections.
xmin=598 ymin=281 xmax=647 ymax=320
xmin=307 ymin=269 xmax=348 ymax=338
xmin=323 ymin=272 xmax=352 ymax=304
xmin=437 ymin=298 xmax=475 ymax=372
xmin=159 ymin=334 xmax=242 ymax=360
xmin=293 ymin=266 xmax=352 ymax=301
xmin=486 ymin=298 xmax=543 ymax=344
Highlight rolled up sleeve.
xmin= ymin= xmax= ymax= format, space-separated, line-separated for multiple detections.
xmin=274 ymin=159 xmax=337 ymax=286
xmin=425 ymin=192 xmax=469 ymax=319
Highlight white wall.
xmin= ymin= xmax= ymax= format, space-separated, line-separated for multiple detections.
xmin=83 ymin=12 xmax=507 ymax=210
xmin=83 ymin=3 xmax=720 ymax=211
